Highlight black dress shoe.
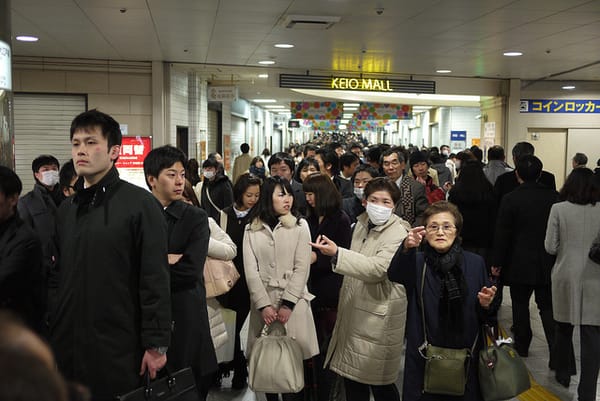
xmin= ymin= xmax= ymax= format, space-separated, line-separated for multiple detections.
xmin=555 ymin=373 xmax=570 ymax=388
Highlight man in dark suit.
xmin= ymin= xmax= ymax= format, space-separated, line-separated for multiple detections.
xmin=315 ymin=148 xmax=354 ymax=199
xmin=492 ymin=155 xmax=558 ymax=358
xmin=144 ymin=145 xmax=216 ymax=400
xmin=267 ymin=152 xmax=307 ymax=215
xmin=494 ymin=141 xmax=556 ymax=201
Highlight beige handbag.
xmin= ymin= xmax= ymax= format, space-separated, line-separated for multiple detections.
xmin=248 ymin=321 xmax=304 ymax=393
xmin=203 ymin=257 xmax=240 ymax=298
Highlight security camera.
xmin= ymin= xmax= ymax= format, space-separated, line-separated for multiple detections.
xmin=375 ymin=7 xmax=384 ymax=15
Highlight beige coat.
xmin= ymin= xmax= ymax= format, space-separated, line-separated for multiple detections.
xmin=325 ymin=213 xmax=409 ymax=385
xmin=207 ymin=217 xmax=237 ymax=351
xmin=243 ymin=214 xmax=319 ymax=359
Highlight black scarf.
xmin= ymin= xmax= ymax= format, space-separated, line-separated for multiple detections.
xmin=423 ymin=239 xmax=466 ymax=340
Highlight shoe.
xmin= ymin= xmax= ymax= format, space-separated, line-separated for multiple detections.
xmin=555 ymin=373 xmax=570 ymax=388
xmin=231 ymin=365 xmax=248 ymax=390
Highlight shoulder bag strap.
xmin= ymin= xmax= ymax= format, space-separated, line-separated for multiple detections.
xmin=206 ymin=186 xmax=222 ymax=213
xmin=419 ymin=262 xmax=429 ymax=348
xmin=219 ymin=210 xmax=228 ymax=230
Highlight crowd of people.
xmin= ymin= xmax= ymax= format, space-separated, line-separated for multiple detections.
xmin=1 ymin=109 xmax=600 ymax=401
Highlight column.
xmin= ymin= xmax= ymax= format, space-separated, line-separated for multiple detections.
xmin=0 ymin=0 xmax=13 ymax=168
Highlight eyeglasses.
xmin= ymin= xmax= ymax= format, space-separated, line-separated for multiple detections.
xmin=426 ymin=224 xmax=456 ymax=234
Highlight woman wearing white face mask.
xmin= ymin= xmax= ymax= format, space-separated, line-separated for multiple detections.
xmin=199 ymin=156 xmax=234 ymax=222
xmin=310 ymin=177 xmax=410 ymax=401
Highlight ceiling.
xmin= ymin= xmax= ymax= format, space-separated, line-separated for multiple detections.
xmin=10 ymin=0 xmax=600 ymax=106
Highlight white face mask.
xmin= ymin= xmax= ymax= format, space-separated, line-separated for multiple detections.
xmin=366 ymin=202 xmax=393 ymax=226
xmin=442 ymin=150 xmax=449 ymax=156
xmin=203 ymin=170 xmax=215 ymax=179
xmin=40 ymin=170 xmax=60 ymax=187
xmin=353 ymin=187 xmax=364 ymax=200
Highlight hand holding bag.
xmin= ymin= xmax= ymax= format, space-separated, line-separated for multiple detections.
xmin=116 ymin=367 xmax=197 ymax=401
xmin=203 ymin=257 xmax=240 ymax=298
xmin=248 ymin=321 xmax=304 ymax=394
xmin=418 ymin=263 xmax=477 ymax=396
xmin=478 ymin=325 xmax=531 ymax=401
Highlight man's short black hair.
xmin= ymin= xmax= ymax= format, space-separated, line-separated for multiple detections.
xmin=316 ymin=148 xmax=340 ymax=175
xmin=470 ymin=146 xmax=483 ymax=163
xmin=573 ymin=152 xmax=588 ymax=166
xmin=512 ymin=142 xmax=535 ymax=162
xmin=143 ymin=145 xmax=187 ymax=190
xmin=352 ymin=164 xmax=380 ymax=182
xmin=267 ymin=152 xmax=295 ymax=173
xmin=59 ymin=160 xmax=77 ymax=190
xmin=70 ymin=109 xmax=122 ymax=149
xmin=340 ymin=152 xmax=359 ymax=168
xmin=240 ymin=143 xmax=250 ymax=154
xmin=0 ymin=166 xmax=22 ymax=198
xmin=516 ymin=154 xmax=542 ymax=182
xmin=380 ymin=148 xmax=406 ymax=164
xmin=32 ymin=155 xmax=59 ymax=173
xmin=487 ymin=145 xmax=505 ymax=161
xmin=303 ymin=144 xmax=318 ymax=154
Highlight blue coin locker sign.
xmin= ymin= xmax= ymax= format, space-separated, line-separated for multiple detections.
xmin=520 ymin=99 xmax=600 ymax=113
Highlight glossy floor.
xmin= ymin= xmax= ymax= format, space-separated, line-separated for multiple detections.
xmin=207 ymin=287 xmax=598 ymax=401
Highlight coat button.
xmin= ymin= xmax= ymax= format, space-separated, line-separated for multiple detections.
xmin=269 ymin=241 xmax=274 ymax=246
xmin=270 ymin=262 xmax=275 ymax=268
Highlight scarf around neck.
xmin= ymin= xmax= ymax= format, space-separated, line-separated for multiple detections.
xmin=423 ymin=239 xmax=466 ymax=339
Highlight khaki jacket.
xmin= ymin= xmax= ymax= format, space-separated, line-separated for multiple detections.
xmin=243 ymin=214 xmax=319 ymax=359
xmin=325 ymin=213 xmax=409 ymax=385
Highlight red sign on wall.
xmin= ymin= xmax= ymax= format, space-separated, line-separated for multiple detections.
xmin=115 ymin=136 xmax=152 ymax=168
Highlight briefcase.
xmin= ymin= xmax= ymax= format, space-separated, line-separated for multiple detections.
xmin=116 ymin=367 xmax=197 ymax=401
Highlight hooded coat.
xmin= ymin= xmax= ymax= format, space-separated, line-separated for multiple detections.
xmin=51 ymin=167 xmax=171 ymax=400
xmin=325 ymin=213 xmax=409 ymax=385
xmin=243 ymin=214 xmax=319 ymax=359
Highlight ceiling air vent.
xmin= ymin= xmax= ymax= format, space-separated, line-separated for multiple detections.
xmin=282 ymin=15 xmax=341 ymax=30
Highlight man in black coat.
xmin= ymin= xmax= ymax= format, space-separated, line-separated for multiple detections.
xmin=494 ymin=141 xmax=556 ymax=201
xmin=492 ymin=155 xmax=558 ymax=358
xmin=268 ymin=152 xmax=308 ymax=214
xmin=145 ymin=145 xmax=217 ymax=401
xmin=0 ymin=166 xmax=44 ymax=332
xmin=315 ymin=148 xmax=354 ymax=199
xmin=52 ymin=110 xmax=171 ymax=400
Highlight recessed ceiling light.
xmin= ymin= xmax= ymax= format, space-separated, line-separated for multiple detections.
xmin=258 ymin=74 xmax=269 ymax=78
xmin=252 ymin=99 xmax=277 ymax=103
xmin=274 ymin=44 xmax=294 ymax=49
xmin=258 ymin=60 xmax=276 ymax=65
xmin=436 ymin=69 xmax=452 ymax=74
xmin=562 ymin=85 xmax=576 ymax=90
xmin=503 ymin=51 xmax=523 ymax=57
xmin=16 ymin=35 xmax=39 ymax=42
xmin=264 ymin=105 xmax=285 ymax=109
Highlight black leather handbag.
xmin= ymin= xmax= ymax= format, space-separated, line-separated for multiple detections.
xmin=116 ymin=367 xmax=197 ymax=401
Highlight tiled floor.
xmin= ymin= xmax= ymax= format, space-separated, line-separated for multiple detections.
xmin=208 ymin=287 xmax=598 ymax=401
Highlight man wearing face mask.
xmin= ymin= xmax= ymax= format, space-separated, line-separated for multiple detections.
xmin=18 ymin=155 xmax=63 ymax=334
xmin=311 ymin=177 xmax=410 ymax=401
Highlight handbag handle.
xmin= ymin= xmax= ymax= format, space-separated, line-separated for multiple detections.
xmin=260 ymin=320 xmax=287 ymax=337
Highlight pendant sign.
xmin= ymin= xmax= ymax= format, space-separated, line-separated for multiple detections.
xmin=331 ymin=77 xmax=392 ymax=92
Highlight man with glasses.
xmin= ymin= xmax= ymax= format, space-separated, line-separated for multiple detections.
xmin=380 ymin=148 xmax=428 ymax=226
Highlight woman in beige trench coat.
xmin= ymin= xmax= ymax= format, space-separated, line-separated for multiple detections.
xmin=243 ymin=176 xmax=319 ymax=401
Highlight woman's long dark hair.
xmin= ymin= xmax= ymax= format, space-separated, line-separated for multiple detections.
xmin=254 ymin=176 xmax=301 ymax=227
xmin=449 ymin=160 xmax=494 ymax=203
xmin=559 ymin=167 xmax=594 ymax=204
xmin=302 ymin=173 xmax=341 ymax=218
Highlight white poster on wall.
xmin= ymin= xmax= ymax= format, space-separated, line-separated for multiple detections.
xmin=0 ymin=41 xmax=11 ymax=91
xmin=484 ymin=122 xmax=496 ymax=138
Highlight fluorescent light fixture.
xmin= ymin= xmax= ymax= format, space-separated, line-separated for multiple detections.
xmin=562 ymin=85 xmax=576 ymax=90
xmin=274 ymin=44 xmax=294 ymax=48
xmin=344 ymin=103 xmax=360 ymax=107
xmin=264 ymin=105 xmax=285 ymax=109
xmin=340 ymin=119 xmax=349 ymax=124
xmin=339 ymin=124 xmax=347 ymax=130
xmin=413 ymin=106 xmax=433 ymax=110
xmin=343 ymin=107 xmax=358 ymax=111
xmin=343 ymin=113 xmax=354 ymax=119
xmin=258 ymin=74 xmax=269 ymax=78
xmin=278 ymin=111 xmax=292 ymax=115
xmin=252 ymin=99 xmax=277 ymax=103
xmin=436 ymin=69 xmax=452 ymax=74
xmin=258 ymin=60 xmax=276 ymax=65
xmin=16 ymin=35 xmax=39 ymax=42
xmin=503 ymin=51 xmax=523 ymax=57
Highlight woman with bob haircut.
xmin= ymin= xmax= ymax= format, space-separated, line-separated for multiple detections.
xmin=293 ymin=157 xmax=320 ymax=183
xmin=302 ymin=173 xmax=352 ymax=400
xmin=545 ymin=168 xmax=600 ymax=397
xmin=310 ymin=177 xmax=410 ymax=401
xmin=387 ymin=201 xmax=497 ymax=401
xmin=243 ymin=176 xmax=318 ymax=401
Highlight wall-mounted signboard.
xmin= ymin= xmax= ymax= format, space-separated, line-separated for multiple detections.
xmin=520 ymin=99 xmax=600 ymax=113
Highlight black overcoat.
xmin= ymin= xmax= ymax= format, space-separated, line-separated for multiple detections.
xmin=163 ymin=200 xmax=217 ymax=385
xmin=388 ymin=248 xmax=495 ymax=401
xmin=51 ymin=167 xmax=171 ymax=400
xmin=492 ymin=182 xmax=558 ymax=286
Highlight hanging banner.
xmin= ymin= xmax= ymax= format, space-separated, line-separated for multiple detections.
xmin=349 ymin=120 xmax=391 ymax=130
xmin=115 ymin=136 xmax=152 ymax=189
xmin=309 ymin=119 xmax=340 ymax=130
xmin=291 ymin=101 xmax=342 ymax=120
xmin=356 ymin=103 xmax=412 ymax=120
